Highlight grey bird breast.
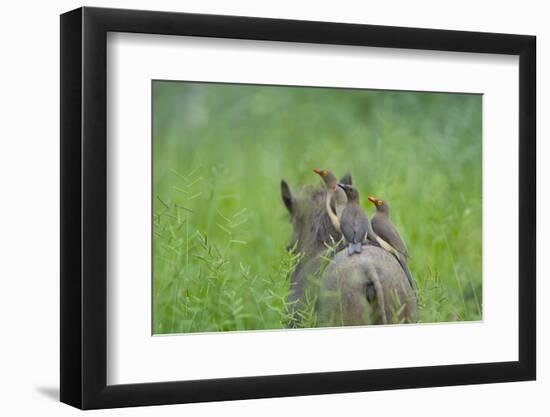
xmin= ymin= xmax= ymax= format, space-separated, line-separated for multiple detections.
xmin=372 ymin=215 xmax=409 ymax=258
xmin=341 ymin=204 xmax=369 ymax=244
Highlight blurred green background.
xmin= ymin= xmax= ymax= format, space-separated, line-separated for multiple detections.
xmin=153 ymin=81 xmax=482 ymax=334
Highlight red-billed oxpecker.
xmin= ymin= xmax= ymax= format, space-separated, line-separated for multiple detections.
xmin=368 ymin=197 xmax=410 ymax=259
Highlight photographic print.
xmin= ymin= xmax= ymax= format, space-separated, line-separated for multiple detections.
xmin=152 ymin=81 xmax=482 ymax=334
xmin=60 ymin=9 xmax=535 ymax=408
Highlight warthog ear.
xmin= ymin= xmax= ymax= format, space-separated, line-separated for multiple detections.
xmin=281 ymin=179 xmax=294 ymax=214
xmin=340 ymin=171 xmax=353 ymax=186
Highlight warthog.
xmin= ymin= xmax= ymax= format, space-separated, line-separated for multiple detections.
xmin=281 ymin=179 xmax=418 ymax=326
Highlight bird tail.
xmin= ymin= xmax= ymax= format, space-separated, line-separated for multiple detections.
xmin=347 ymin=242 xmax=362 ymax=255
xmin=372 ymin=232 xmax=416 ymax=291
xmin=395 ymin=253 xmax=416 ymax=292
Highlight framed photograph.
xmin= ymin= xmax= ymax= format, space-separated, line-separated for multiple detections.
xmin=60 ymin=6 xmax=536 ymax=409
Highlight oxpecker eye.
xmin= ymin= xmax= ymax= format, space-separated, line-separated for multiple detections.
xmin=377 ymin=200 xmax=383 ymax=206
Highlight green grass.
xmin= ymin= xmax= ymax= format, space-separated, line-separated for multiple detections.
xmin=152 ymin=81 xmax=482 ymax=334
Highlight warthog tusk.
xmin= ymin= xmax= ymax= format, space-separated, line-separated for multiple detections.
xmin=325 ymin=191 xmax=341 ymax=233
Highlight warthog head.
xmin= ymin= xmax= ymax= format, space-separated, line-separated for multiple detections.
xmin=280 ymin=176 xmax=418 ymax=327
xmin=280 ymin=180 xmax=341 ymax=258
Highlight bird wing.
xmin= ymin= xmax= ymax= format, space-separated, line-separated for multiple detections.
xmin=355 ymin=212 xmax=369 ymax=244
xmin=372 ymin=216 xmax=409 ymax=257
xmin=341 ymin=205 xmax=370 ymax=244
xmin=340 ymin=206 xmax=356 ymax=243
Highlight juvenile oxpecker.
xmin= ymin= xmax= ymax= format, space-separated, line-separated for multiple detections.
xmin=337 ymin=184 xmax=369 ymax=255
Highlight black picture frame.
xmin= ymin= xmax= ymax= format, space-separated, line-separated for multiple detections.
xmin=60 ymin=6 xmax=536 ymax=410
